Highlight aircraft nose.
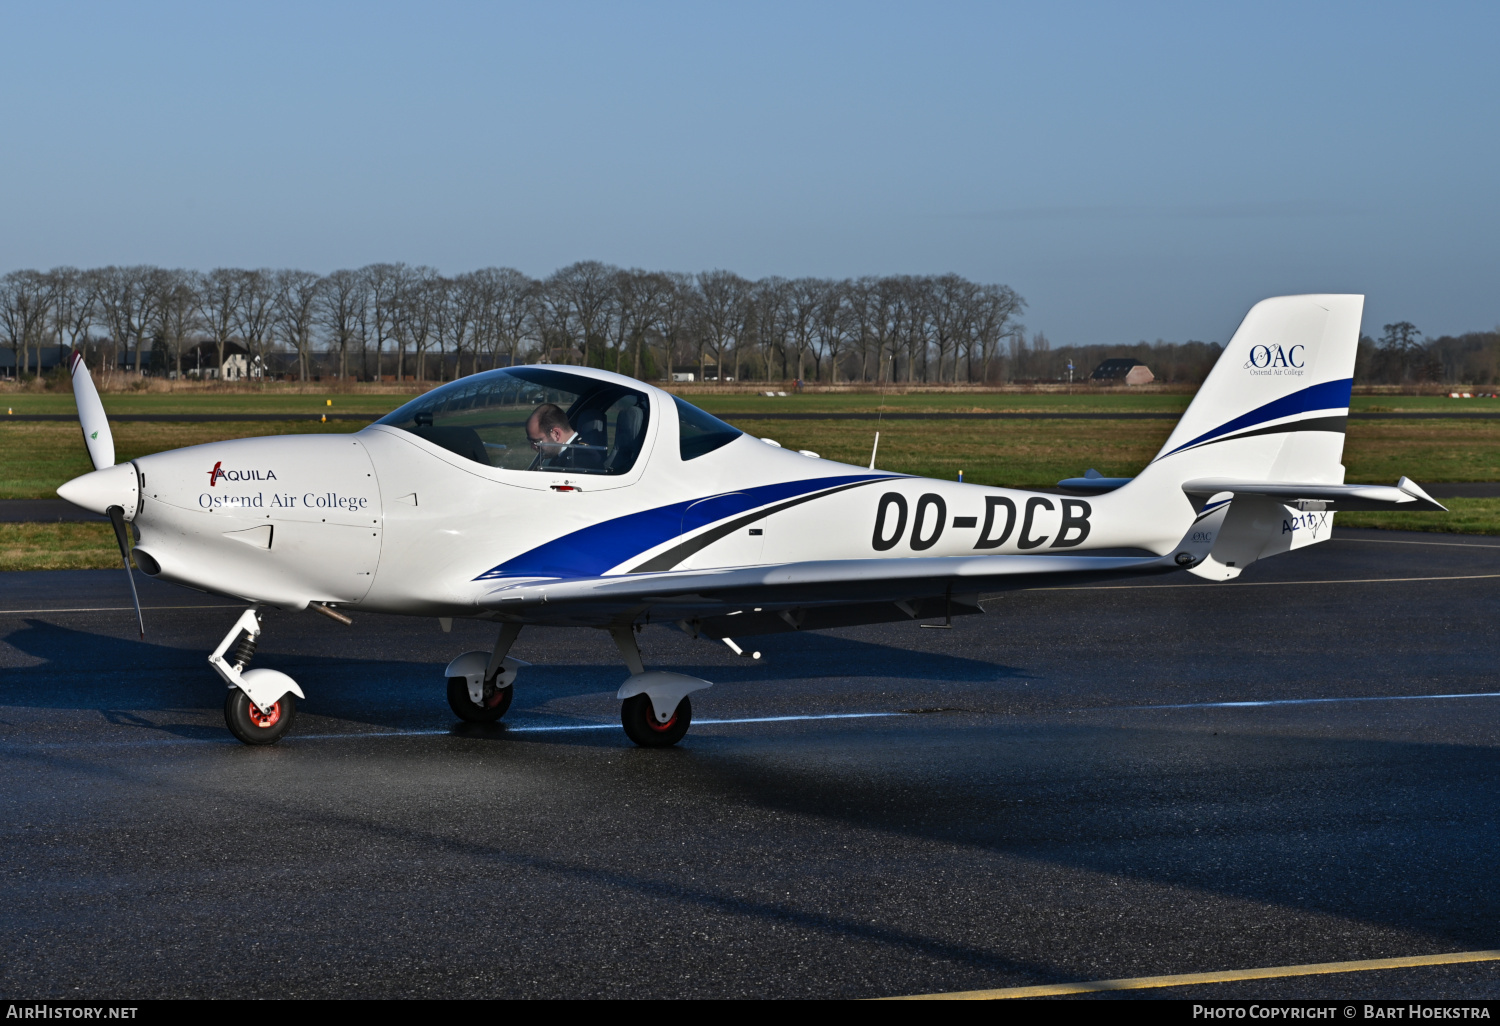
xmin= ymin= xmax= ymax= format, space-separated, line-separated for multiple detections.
xmin=57 ymin=462 xmax=139 ymax=519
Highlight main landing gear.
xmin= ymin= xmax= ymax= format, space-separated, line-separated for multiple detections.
xmin=210 ymin=609 xmax=304 ymax=746
xmin=609 ymin=627 xmax=709 ymax=749
xmin=439 ymin=624 xmax=713 ymax=747
xmin=445 ymin=623 xmax=524 ymax=723
xmin=619 ymin=692 xmax=692 ymax=748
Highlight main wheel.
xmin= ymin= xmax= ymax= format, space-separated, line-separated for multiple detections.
xmin=620 ymin=693 xmax=691 ymax=748
xmin=447 ymin=676 xmax=513 ymax=723
xmin=224 ymin=689 xmax=297 ymax=745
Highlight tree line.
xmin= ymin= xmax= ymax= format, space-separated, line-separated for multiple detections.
xmin=4 ymin=264 xmax=1489 ymax=386
xmin=0 ymin=263 xmax=1028 ymax=386
xmin=1354 ymin=322 xmax=1500 ymax=386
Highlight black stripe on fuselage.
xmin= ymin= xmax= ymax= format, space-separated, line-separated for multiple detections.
xmin=629 ymin=479 xmax=886 ymax=573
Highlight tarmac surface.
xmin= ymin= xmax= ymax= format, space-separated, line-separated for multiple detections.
xmin=2 ymin=528 xmax=1499 ymax=999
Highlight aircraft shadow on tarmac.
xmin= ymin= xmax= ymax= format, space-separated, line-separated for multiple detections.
xmin=637 ymin=725 xmax=1500 ymax=961
xmin=0 ymin=618 xmax=1022 ymax=736
xmin=227 ymin=721 xmax=1500 ymax=983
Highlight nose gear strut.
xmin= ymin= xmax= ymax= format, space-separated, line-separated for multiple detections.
xmin=209 ymin=609 xmax=305 ymax=745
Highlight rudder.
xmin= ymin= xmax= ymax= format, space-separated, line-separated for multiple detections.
xmin=1140 ymin=294 xmax=1363 ymax=491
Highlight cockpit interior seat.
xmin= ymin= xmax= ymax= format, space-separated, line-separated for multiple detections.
xmin=608 ymin=404 xmax=644 ymax=473
xmin=576 ymin=409 xmax=608 ymax=449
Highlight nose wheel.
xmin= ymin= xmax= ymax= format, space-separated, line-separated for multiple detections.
xmin=225 ymin=689 xmax=297 ymax=745
xmin=210 ymin=610 xmax=306 ymax=746
xmin=620 ymin=693 xmax=692 ymax=747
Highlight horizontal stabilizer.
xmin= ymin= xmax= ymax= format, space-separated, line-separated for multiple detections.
xmin=1181 ymin=477 xmax=1446 ymax=512
xmin=1057 ymin=476 xmax=1133 ymax=492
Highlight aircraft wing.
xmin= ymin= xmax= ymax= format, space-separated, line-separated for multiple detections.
xmin=478 ymin=550 xmax=1177 ymax=634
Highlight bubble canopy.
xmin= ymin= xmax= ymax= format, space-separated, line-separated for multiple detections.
xmin=376 ymin=367 xmax=652 ymax=475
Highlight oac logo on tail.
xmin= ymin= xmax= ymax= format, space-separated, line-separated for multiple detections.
xmin=1245 ymin=344 xmax=1306 ymax=376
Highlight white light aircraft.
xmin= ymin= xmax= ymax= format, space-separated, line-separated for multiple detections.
xmin=57 ymin=294 xmax=1443 ymax=747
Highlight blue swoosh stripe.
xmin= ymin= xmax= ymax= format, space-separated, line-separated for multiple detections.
xmin=1157 ymin=378 xmax=1352 ymax=461
xmin=474 ymin=474 xmax=896 ymax=580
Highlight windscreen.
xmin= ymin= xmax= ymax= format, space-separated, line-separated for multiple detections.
xmin=376 ymin=368 xmax=651 ymax=475
xmin=674 ymin=396 xmax=742 ymax=460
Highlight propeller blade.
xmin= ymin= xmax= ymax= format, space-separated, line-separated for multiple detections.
xmin=69 ymin=350 xmax=114 ymax=471
xmin=106 ymin=504 xmax=145 ymax=640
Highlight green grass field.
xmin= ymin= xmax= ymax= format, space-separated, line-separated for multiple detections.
xmin=1 ymin=420 xmax=362 ymax=500
xmin=0 ymin=522 xmax=123 ymax=572
xmin=5 ymin=388 xmax=1495 ymax=417
xmin=3 ymin=389 xmax=1497 ymax=570
xmin=1 ymin=393 xmax=401 ymax=416
xmin=697 ymin=393 xmax=1500 ymax=415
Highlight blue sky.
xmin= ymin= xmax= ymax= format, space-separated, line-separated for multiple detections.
xmin=2 ymin=1 xmax=1495 ymax=345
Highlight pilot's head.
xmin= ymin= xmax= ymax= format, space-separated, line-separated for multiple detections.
xmin=526 ymin=404 xmax=573 ymax=448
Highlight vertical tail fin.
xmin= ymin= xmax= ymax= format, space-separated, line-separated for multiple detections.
xmin=1138 ymin=294 xmax=1362 ymax=490
xmin=1121 ymin=295 xmax=1363 ymax=579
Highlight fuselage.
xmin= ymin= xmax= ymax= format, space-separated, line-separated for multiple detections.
xmin=86 ymin=367 xmax=1200 ymax=615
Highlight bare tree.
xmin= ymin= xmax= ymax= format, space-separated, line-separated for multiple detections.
xmin=274 ymin=270 xmax=322 ymax=381
xmin=481 ymin=267 xmax=539 ymax=370
xmin=545 ymin=261 xmax=618 ymax=366
xmin=651 ymin=273 xmax=695 ymax=381
xmin=971 ymin=283 xmax=1024 ymax=383
xmin=232 ymin=269 xmax=276 ymax=380
xmin=316 ymin=269 xmax=365 ymax=380
xmin=155 ymin=270 xmax=202 ymax=379
xmin=94 ymin=266 xmax=161 ymax=379
xmin=390 ymin=266 xmax=442 ymax=382
xmin=696 ymin=270 xmax=751 ymax=383
xmin=612 ymin=270 xmax=675 ymax=380
xmin=852 ymin=274 xmax=894 ymax=382
xmin=443 ymin=272 xmax=484 ymax=378
xmin=49 ymin=267 xmax=99 ymax=359
xmin=748 ymin=277 xmax=791 ymax=382
xmin=361 ymin=263 xmax=405 ymax=380
xmin=811 ymin=280 xmax=853 ymax=383
xmin=0 ymin=270 xmax=57 ymax=379
xmin=925 ymin=274 xmax=976 ymax=383
xmin=195 ymin=268 xmax=242 ymax=379
xmin=784 ymin=279 xmax=824 ymax=383
xmin=898 ymin=276 xmax=938 ymax=382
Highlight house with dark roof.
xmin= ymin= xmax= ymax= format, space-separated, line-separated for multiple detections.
xmin=183 ymin=341 xmax=264 ymax=381
xmin=1090 ymin=358 xmax=1155 ymax=385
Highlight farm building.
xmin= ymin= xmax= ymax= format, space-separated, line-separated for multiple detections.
xmin=1090 ymin=358 xmax=1155 ymax=385
xmin=183 ymin=341 xmax=264 ymax=381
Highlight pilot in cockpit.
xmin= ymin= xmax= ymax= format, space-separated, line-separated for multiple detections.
xmin=525 ymin=403 xmax=605 ymax=471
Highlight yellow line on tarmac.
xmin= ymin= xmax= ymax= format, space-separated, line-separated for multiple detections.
xmin=881 ymin=949 xmax=1500 ymax=1000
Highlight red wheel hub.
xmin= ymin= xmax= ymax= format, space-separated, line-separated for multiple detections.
xmin=248 ymin=701 xmax=281 ymax=728
xmin=645 ymin=707 xmax=677 ymax=732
